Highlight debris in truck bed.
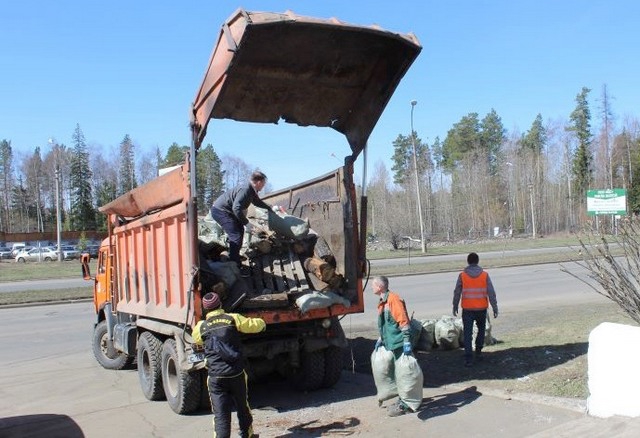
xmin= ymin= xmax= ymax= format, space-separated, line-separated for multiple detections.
xmin=197 ymin=213 xmax=347 ymax=312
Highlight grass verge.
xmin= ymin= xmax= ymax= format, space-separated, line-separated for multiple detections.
xmin=0 ymin=259 xmax=90 ymax=282
xmin=370 ymin=250 xmax=585 ymax=277
xmin=349 ymin=301 xmax=635 ymax=400
xmin=366 ymin=235 xmax=583 ymax=260
xmin=0 ymin=287 xmax=93 ymax=306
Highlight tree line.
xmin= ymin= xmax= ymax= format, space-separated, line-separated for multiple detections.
xmin=370 ymin=84 xmax=639 ymax=247
xmin=2 ymin=85 xmax=639 ymax=247
xmin=0 ymin=125 xmax=228 ymax=233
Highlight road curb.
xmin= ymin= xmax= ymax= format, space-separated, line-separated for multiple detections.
xmin=444 ymin=382 xmax=587 ymax=413
xmin=0 ymin=298 xmax=92 ymax=309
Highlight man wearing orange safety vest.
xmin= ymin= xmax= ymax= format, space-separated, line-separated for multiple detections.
xmin=452 ymin=252 xmax=499 ymax=367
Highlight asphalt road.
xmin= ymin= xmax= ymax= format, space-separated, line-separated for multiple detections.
xmin=0 ymin=261 xmax=611 ymax=437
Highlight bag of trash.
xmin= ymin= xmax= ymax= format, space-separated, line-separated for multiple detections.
xmin=200 ymin=260 xmax=240 ymax=289
xmin=371 ymin=346 xmax=397 ymax=403
xmin=295 ymin=291 xmax=350 ymax=313
xmin=409 ymin=318 xmax=425 ymax=350
xmin=454 ymin=317 xmax=464 ymax=347
xmin=267 ymin=210 xmax=310 ymax=239
xmin=199 ymin=215 xmax=227 ymax=245
xmin=435 ymin=316 xmax=460 ymax=350
xmin=416 ymin=319 xmax=436 ymax=351
xmin=395 ymin=354 xmax=423 ymax=411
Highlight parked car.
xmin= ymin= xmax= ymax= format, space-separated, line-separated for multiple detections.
xmin=57 ymin=245 xmax=80 ymax=260
xmin=0 ymin=246 xmax=13 ymax=259
xmin=15 ymin=247 xmax=58 ymax=262
xmin=10 ymin=243 xmax=27 ymax=258
xmin=84 ymin=245 xmax=100 ymax=258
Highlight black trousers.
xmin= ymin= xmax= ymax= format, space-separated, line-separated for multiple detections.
xmin=208 ymin=370 xmax=253 ymax=438
xmin=462 ymin=309 xmax=487 ymax=360
xmin=210 ymin=207 xmax=244 ymax=265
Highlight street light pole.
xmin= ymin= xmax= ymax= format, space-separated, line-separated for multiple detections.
xmin=410 ymin=100 xmax=426 ymax=253
xmin=49 ymin=138 xmax=63 ymax=262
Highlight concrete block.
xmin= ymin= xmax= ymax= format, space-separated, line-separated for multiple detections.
xmin=587 ymin=322 xmax=640 ymax=418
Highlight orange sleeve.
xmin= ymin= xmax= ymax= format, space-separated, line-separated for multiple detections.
xmin=388 ymin=292 xmax=410 ymax=329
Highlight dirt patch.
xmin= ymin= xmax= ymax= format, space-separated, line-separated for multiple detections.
xmin=344 ymin=300 xmax=635 ymax=400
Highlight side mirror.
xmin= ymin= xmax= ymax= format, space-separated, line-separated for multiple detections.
xmin=81 ymin=253 xmax=93 ymax=280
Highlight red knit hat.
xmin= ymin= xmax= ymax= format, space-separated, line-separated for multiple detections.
xmin=202 ymin=292 xmax=221 ymax=309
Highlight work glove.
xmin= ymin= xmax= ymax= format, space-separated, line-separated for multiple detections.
xmin=403 ymin=341 xmax=412 ymax=356
xmin=493 ymin=310 xmax=498 ymax=319
xmin=374 ymin=338 xmax=383 ymax=351
xmin=452 ymin=306 xmax=458 ymax=317
xmin=272 ymin=205 xmax=286 ymax=214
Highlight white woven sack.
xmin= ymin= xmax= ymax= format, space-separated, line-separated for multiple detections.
xmin=371 ymin=346 xmax=397 ymax=403
xmin=418 ymin=319 xmax=436 ymax=351
xmin=395 ymin=354 xmax=423 ymax=411
xmin=435 ymin=316 xmax=460 ymax=349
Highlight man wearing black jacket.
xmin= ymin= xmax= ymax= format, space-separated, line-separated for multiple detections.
xmin=192 ymin=292 xmax=266 ymax=438
xmin=210 ymin=170 xmax=272 ymax=268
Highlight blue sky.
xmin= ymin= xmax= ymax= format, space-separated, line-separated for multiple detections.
xmin=2 ymin=1 xmax=639 ymax=191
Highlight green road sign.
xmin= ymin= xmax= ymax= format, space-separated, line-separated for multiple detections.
xmin=587 ymin=189 xmax=627 ymax=216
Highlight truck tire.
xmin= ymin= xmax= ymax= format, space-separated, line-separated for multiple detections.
xmin=322 ymin=346 xmax=344 ymax=388
xmin=289 ymin=350 xmax=325 ymax=391
xmin=92 ymin=320 xmax=134 ymax=370
xmin=137 ymin=331 xmax=165 ymax=401
xmin=161 ymin=338 xmax=201 ymax=414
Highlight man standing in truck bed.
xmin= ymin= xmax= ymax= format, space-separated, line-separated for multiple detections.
xmin=210 ymin=170 xmax=273 ymax=272
xmin=192 ymin=292 xmax=266 ymax=438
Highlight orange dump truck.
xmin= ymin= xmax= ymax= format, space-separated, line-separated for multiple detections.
xmin=83 ymin=8 xmax=420 ymax=414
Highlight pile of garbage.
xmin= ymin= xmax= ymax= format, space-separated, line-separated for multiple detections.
xmin=195 ymin=206 xmax=350 ymax=310
xmin=412 ymin=315 xmax=496 ymax=352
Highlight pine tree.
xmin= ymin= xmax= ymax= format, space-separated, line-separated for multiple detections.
xmin=164 ymin=142 xmax=188 ymax=167
xmin=197 ymin=144 xmax=225 ymax=214
xmin=521 ymin=114 xmax=547 ymax=155
xmin=69 ymin=124 xmax=96 ymax=230
xmin=441 ymin=112 xmax=480 ymax=171
xmin=568 ymin=87 xmax=593 ymax=207
xmin=117 ymin=134 xmax=137 ymax=195
xmin=390 ymin=133 xmax=431 ymax=186
xmin=479 ymin=109 xmax=506 ymax=176
xmin=390 ymin=133 xmax=412 ymax=185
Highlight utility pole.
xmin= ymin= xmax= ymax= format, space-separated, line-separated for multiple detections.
xmin=410 ymin=100 xmax=426 ymax=253
xmin=49 ymin=138 xmax=63 ymax=261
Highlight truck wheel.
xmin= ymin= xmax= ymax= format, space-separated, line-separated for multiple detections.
xmin=289 ymin=350 xmax=325 ymax=391
xmin=137 ymin=331 xmax=165 ymax=401
xmin=322 ymin=346 xmax=344 ymax=388
xmin=92 ymin=320 xmax=134 ymax=370
xmin=161 ymin=338 xmax=201 ymax=414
